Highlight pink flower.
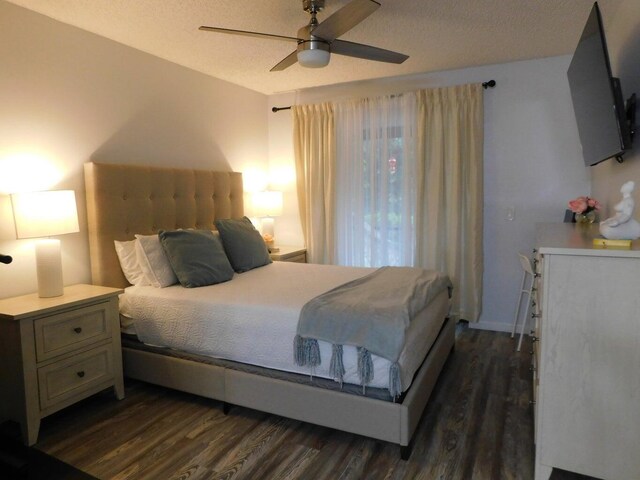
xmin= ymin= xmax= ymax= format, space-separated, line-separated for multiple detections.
xmin=568 ymin=197 xmax=588 ymax=214
xmin=568 ymin=195 xmax=601 ymax=214
xmin=587 ymin=198 xmax=601 ymax=210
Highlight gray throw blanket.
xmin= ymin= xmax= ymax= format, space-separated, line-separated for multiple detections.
xmin=294 ymin=266 xmax=452 ymax=398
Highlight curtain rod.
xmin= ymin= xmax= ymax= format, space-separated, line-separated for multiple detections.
xmin=271 ymin=79 xmax=497 ymax=113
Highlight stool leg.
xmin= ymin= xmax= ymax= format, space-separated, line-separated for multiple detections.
xmin=517 ymin=283 xmax=533 ymax=352
xmin=511 ymin=271 xmax=527 ymax=338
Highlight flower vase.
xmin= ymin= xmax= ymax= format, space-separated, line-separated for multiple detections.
xmin=575 ymin=211 xmax=596 ymax=224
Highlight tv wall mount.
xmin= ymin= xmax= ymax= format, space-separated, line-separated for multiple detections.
xmin=617 ymin=92 xmax=637 ymax=164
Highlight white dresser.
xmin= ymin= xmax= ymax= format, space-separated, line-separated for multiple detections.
xmin=533 ymin=223 xmax=640 ymax=480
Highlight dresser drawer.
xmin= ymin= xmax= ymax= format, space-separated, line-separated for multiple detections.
xmin=37 ymin=345 xmax=113 ymax=410
xmin=34 ymin=302 xmax=112 ymax=362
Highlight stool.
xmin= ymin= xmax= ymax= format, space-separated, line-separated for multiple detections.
xmin=511 ymin=253 xmax=535 ymax=351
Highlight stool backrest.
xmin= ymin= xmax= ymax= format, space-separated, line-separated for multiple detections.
xmin=518 ymin=253 xmax=534 ymax=275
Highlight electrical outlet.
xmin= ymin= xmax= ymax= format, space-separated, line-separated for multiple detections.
xmin=506 ymin=207 xmax=515 ymax=221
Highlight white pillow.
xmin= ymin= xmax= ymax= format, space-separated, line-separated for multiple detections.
xmin=135 ymin=234 xmax=178 ymax=288
xmin=114 ymin=240 xmax=149 ymax=286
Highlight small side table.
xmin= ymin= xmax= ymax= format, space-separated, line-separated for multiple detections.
xmin=0 ymin=284 xmax=124 ymax=445
xmin=269 ymin=246 xmax=307 ymax=263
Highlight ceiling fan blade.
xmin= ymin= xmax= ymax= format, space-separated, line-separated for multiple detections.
xmin=270 ymin=51 xmax=299 ymax=71
xmin=199 ymin=26 xmax=301 ymax=43
xmin=331 ymin=39 xmax=408 ymax=64
xmin=311 ymin=0 xmax=380 ymax=42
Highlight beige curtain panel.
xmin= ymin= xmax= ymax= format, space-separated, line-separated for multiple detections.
xmin=292 ymin=103 xmax=336 ymax=265
xmin=416 ymin=84 xmax=484 ymax=321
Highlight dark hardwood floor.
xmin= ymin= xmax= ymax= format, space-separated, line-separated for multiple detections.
xmin=23 ymin=327 xmax=592 ymax=479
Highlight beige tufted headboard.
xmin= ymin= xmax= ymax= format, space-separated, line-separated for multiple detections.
xmin=84 ymin=162 xmax=244 ymax=288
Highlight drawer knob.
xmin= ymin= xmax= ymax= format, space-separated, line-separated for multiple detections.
xmin=531 ymin=336 xmax=539 ymax=342
xmin=77 ymin=371 xmax=85 ymax=378
xmin=529 ymin=400 xmax=536 ymax=405
xmin=73 ymin=327 xmax=82 ymax=334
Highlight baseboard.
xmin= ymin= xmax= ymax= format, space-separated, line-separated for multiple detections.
xmin=467 ymin=320 xmax=527 ymax=334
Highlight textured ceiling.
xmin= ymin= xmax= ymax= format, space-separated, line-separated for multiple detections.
xmin=6 ymin=0 xmax=626 ymax=95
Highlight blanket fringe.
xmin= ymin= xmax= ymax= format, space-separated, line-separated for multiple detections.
xmin=330 ymin=344 xmax=345 ymax=386
xmin=296 ymin=337 xmax=401 ymax=397
xmin=357 ymin=347 xmax=373 ymax=394
xmin=294 ymin=335 xmax=321 ymax=367
xmin=389 ymin=362 xmax=402 ymax=399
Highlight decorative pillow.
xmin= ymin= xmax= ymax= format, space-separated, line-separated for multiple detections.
xmin=135 ymin=234 xmax=178 ymax=288
xmin=214 ymin=216 xmax=272 ymax=273
xmin=114 ymin=240 xmax=149 ymax=286
xmin=159 ymin=229 xmax=234 ymax=288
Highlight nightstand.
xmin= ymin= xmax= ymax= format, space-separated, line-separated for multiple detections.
xmin=0 ymin=284 xmax=124 ymax=445
xmin=269 ymin=246 xmax=307 ymax=263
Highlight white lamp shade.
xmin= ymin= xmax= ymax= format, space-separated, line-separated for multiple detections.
xmin=11 ymin=190 xmax=79 ymax=298
xmin=11 ymin=190 xmax=79 ymax=239
xmin=253 ymin=191 xmax=283 ymax=217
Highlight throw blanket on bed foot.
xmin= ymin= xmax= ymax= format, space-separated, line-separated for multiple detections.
xmin=294 ymin=266 xmax=452 ymax=398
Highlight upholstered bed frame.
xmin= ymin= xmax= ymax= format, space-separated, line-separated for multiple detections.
xmin=84 ymin=161 xmax=455 ymax=458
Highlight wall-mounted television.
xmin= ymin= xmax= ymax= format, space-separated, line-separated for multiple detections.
xmin=567 ymin=2 xmax=635 ymax=167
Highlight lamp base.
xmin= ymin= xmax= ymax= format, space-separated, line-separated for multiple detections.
xmin=36 ymin=239 xmax=64 ymax=298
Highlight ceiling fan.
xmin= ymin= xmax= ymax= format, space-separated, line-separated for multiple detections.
xmin=199 ymin=0 xmax=409 ymax=71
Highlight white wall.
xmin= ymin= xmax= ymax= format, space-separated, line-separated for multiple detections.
xmin=591 ymin=0 xmax=640 ymax=214
xmin=268 ymin=56 xmax=589 ymax=331
xmin=0 ymin=1 xmax=269 ymax=298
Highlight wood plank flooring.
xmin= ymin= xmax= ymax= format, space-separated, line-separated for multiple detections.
xmin=30 ymin=327 xmax=588 ymax=479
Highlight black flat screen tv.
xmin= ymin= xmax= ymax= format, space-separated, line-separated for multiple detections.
xmin=567 ymin=2 xmax=633 ymax=166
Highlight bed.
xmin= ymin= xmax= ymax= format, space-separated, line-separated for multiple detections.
xmin=84 ymin=161 xmax=455 ymax=458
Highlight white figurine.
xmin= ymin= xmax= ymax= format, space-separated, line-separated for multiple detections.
xmin=600 ymin=181 xmax=640 ymax=240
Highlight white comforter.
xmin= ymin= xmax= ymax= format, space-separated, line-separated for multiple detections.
xmin=120 ymin=261 xmax=448 ymax=392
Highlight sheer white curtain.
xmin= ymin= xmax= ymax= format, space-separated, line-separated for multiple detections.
xmin=292 ymin=84 xmax=483 ymax=321
xmin=334 ymin=94 xmax=417 ymax=267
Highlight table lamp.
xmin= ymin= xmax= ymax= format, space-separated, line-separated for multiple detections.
xmin=252 ymin=190 xmax=283 ymax=252
xmin=11 ymin=190 xmax=80 ymax=297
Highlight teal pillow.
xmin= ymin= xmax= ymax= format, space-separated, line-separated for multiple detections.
xmin=214 ymin=217 xmax=272 ymax=273
xmin=158 ymin=230 xmax=234 ymax=287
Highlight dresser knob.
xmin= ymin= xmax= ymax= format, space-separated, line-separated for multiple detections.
xmin=77 ymin=371 xmax=85 ymax=378
xmin=529 ymin=400 xmax=536 ymax=405
xmin=531 ymin=336 xmax=539 ymax=342
xmin=73 ymin=327 xmax=82 ymax=334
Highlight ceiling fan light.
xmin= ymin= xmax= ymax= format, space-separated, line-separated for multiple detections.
xmin=297 ymin=41 xmax=330 ymax=68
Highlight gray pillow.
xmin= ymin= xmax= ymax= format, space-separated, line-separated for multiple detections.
xmin=159 ymin=229 xmax=234 ymax=287
xmin=214 ymin=216 xmax=272 ymax=273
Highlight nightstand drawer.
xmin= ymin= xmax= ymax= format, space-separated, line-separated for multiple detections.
xmin=38 ymin=345 xmax=113 ymax=410
xmin=269 ymin=246 xmax=307 ymax=263
xmin=34 ymin=302 xmax=111 ymax=362
xmin=284 ymin=253 xmax=307 ymax=263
